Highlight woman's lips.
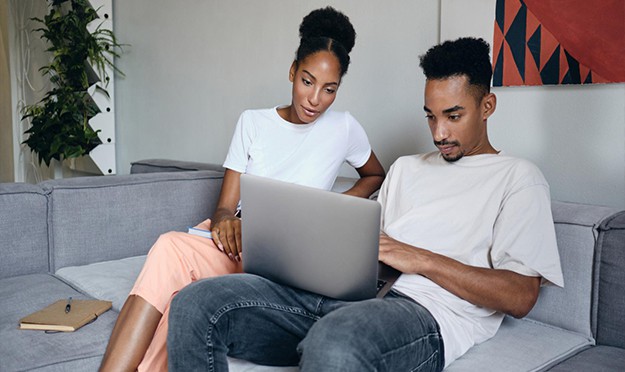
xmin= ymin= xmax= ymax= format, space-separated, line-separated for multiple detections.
xmin=302 ymin=106 xmax=319 ymax=117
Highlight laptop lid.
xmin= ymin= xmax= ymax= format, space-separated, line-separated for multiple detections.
xmin=241 ymin=174 xmax=384 ymax=301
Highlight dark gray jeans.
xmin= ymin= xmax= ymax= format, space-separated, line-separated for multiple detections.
xmin=167 ymin=274 xmax=444 ymax=372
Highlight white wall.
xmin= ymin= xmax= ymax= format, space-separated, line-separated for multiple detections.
xmin=0 ymin=0 xmax=12 ymax=182
xmin=440 ymin=0 xmax=625 ymax=208
xmin=112 ymin=0 xmax=440 ymax=178
xmin=112 ymin=0 xmax=624 ymax=209
xmin=4 ymin=0 xmax=52 ymax=183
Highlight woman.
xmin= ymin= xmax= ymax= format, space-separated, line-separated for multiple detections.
xmin=99 ymin=6 xmax=385 ymax=371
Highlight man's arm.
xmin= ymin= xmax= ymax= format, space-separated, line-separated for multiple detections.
xmin=379 ymin=234 xmax=541 ymax=318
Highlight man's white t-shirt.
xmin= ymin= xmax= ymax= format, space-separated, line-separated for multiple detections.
xmin=223 ymin=107 xmax=372 ymax=190
xmin=377 ymin=152 xmax=564 ymax=367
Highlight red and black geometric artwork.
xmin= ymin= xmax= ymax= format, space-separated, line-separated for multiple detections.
xmin=493 ymin=0 xmax=625 ymax=86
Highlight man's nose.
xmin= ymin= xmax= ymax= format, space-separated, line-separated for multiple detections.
xmin=432 ymin=122 xmax=450 ymax=142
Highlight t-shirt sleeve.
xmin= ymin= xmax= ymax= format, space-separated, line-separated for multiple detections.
xmin=223 ymin=111 xmax=254 ymax=173
xmin=344 ymin=112 xmax=372 ymax=169
xmin=490 ymin=179 xmax=564 ymax=287
xmin=377 ymin=161 xmax=397 ymax=229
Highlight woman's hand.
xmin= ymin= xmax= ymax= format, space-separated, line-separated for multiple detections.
xmin=211 ymin=215 xmax=242 ymax=261
xmin=210 ymin=169 xmax=243 ymax=262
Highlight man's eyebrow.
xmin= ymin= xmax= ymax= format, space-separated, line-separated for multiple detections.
xmin=423 ymin=105 xmax=465 ymax=114
xmin=442 ymin=105 xmax=464 ymax=114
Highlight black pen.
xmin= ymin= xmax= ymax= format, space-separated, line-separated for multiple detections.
xmin=65 ymin=297 xmax=72 ymax=313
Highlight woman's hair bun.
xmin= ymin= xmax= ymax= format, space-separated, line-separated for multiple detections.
xmin=299 ymin=6 xmax=356 ymax=54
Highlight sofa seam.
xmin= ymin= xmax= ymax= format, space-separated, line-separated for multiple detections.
xmin=40 ymin=174 xmax=224 ymax=192
xmin=46 ymin=189 xmax=54 ymax=274
xmin=517 ymin=317 xmax=596 ymax=344
xmin=15 ymin=354 xmax=105 ymax=372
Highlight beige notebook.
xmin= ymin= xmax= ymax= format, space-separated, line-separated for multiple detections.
xmin=19 ymin=299 xmax=112 ymax=332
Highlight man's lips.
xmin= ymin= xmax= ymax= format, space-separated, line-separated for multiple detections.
xmin=436 ymin=143 xmax=458 ymax=155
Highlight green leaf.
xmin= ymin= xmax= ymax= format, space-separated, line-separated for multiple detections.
xmin=21 ymin=0 xmax=124 ymax=167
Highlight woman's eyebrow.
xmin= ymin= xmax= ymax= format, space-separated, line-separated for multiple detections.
xmin=302 ymin=69 xmax=339 ymax=86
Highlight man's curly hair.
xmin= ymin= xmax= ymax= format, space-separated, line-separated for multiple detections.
xmin=420 ymin=37 xmax=492 ymax=99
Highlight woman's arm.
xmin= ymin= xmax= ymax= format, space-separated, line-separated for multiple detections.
xmin=210 ymin=169 xmax=243 ymax=261
xmin=343 ymin=151 xmax=386 ymax=198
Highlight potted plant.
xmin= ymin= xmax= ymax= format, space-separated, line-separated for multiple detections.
xmin=21 ymin=0 xmax=123 ymax=169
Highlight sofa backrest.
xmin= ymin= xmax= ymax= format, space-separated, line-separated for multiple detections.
xmin=527 ymin=201 xmax=616 ymax=339
xmin=40 ymin=170 xmax=224 ymax=271
xmin=0 ymin=183 xmax=49 ymax=279
xmin=593 ymin=210 xmax=625 ymax=348
xmin=130 ymin=159 xmax=225 ymax=174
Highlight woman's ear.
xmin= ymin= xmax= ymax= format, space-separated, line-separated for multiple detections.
xmin=289 ymin=62 xmax=297 ymax=83
xmin=482 ymin=93 xmax=497 ymax=121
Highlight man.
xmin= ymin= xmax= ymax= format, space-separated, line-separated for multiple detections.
xmin=167 ymin=37 xmax=564 ymax=371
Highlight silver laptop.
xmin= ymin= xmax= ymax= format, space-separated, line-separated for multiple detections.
xmin=240 ymin=174 xmax=400 ymax=301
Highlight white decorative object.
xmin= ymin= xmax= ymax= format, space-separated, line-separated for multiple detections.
xmin=83 ymin=0 xmax=116 ymax=175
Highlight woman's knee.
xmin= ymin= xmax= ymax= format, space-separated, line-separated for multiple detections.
xmin=146 ymin=231 xmax=199 ymax=263
xmin=146 ymin=231 xmax=174 ymax=256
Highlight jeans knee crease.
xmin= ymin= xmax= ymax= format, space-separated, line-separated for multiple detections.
xmin=410 ymin=349 xmax=440 ymax=372
xmin=380 ymin=331 xmax=442 ymax=370
xmin=210 ymin=301 xmax=319 ymax=324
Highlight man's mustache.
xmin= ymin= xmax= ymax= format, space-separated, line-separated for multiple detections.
xmin=434 ymin=140 xmax=460 ymax=146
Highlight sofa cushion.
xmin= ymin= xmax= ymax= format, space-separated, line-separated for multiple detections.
xmin=0 ymin=273 xmax=116 ymax=371
xmin=593 ymin=210 xmax=625 ymax=348
xmin=445 ymin=316 xmax=593 ymax=372
xmin=0 ymin=183 xmax=49 ymax=279
xmin=56 ymin=255 xmax=146 ymax=312
xmin=526 ymin=201 xmax=616 ymax=338
xmin=546 ymin=345 xmax=625 ymax=371
xmin=40 ymin=171 xmax=224 ymax=270
xmin=56 ymin=256 xmax=299 ymax=372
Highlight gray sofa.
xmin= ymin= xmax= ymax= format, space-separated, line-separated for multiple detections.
xmin=0 ymin=160 xmax=623 ymax=371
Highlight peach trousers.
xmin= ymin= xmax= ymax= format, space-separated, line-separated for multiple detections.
xmin=129 ymin=219 xmax=243 ymax=371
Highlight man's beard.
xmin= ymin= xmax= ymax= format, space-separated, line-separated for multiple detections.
xmin=434 ymin=140 xmax=463 ymax=162
xmin=441 ymin=152 xmax=464 ymax=162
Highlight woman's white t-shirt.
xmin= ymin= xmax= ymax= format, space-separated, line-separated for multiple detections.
xmin=223 ymin=107 xmax=372 ymax=190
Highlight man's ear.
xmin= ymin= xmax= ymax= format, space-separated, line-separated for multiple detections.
xmin=289 ymin=62 xmax=297 ymax=83
xmin=482 ymin=93 xmax=497 ymax=121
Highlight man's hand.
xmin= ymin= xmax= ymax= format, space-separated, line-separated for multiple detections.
xmin=378 ymin=232 xmax=427 ymax=274
xmin=378 ymin=232 xmax=541 ymax=318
